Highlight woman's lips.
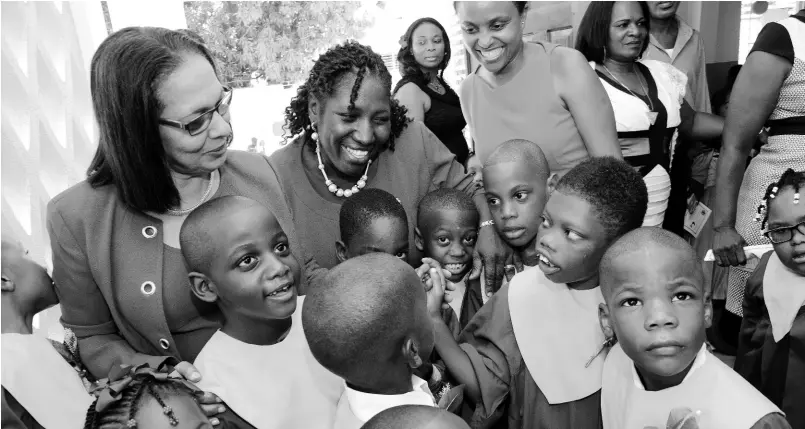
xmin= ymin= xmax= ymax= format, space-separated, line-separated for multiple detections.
xmin=478 ymin=47 xmax=504 ymax=62
xmin=341 ymin=145 xmax=370 ymax=163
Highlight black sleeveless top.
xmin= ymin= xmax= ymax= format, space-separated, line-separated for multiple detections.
xmin=395 ymin=77 xmax=469 ymax=165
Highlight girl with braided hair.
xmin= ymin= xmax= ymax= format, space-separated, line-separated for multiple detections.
xmin=85 ymin=359 xmax=253 ymax=429
xmin=270 ymin=40 xmax=512 ymax=293
xmin=735 ymin=168 xmax=805 ymax=428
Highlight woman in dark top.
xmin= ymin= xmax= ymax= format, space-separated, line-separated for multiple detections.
xmin=393 ymin=17 xmax=469 ymax=166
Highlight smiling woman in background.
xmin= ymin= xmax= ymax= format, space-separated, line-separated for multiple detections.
xmin=394 ymin=17 xmax=469 ymax=166
xmin=270 ymin=41 xmax=512 ymax=291
xmin=454 ymin=1 xmax=622 ymax=179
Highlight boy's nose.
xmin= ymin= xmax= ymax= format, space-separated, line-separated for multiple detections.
xmin=644 ymin=301 xmax=679 ymax=330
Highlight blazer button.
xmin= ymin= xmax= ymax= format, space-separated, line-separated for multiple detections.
xmin=142 ymin=226 xmax=158 ymax=239
xmin=141 ymin=281 xmax=156 ymax=296
xmin=159 ymin=338 xmax=170 ymax=350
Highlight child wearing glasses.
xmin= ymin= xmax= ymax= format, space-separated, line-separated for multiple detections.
xmin=735 ymin=168 xmax=805 ymax=429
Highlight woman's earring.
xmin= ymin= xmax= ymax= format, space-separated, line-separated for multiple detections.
xmin=310 ymin=123 xmax=319 ymax=142
xmin=603 ymin=47 xmax=608 ymax=59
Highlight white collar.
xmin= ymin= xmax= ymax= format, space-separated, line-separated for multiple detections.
xmin=630 ymin=344 xmax=707 ymax=391
xmin=345 ymin=375 xmax=436 ymax=422
xmin=763 ymin=252 xmax=805 ymax=342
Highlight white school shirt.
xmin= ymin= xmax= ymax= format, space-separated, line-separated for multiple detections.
xmin=508 ymin=265 xmax=607 ymax=404
xmin=1 ymin=333 xmax=94 ymax=429
xmin=333 ymin=375 xmax=436 ymax=429
xmin=602 ymin=343 xmax=781 ymax=429
xmin=193 ymin=296 xmax=343 ymax=429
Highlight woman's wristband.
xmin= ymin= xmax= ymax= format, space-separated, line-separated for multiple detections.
xmin=480 ymin=220 xmax=495 ymax=228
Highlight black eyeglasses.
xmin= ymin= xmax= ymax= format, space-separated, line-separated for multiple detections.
xmin=763 ymin=220 xmax=805 ymax=244
xmin=159 ymin=87 xmax=233 ymax=136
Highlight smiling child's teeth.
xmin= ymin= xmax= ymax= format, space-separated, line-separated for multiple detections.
xmin=267 ymin=285 xmax=291 ymax=297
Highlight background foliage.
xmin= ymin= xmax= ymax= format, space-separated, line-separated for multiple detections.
xmin=184 ymin=1 xmax=375 ymax=88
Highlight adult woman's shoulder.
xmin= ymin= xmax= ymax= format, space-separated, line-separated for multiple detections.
xmin=47 ymin=180 xmax=116 ymax=228
xmin=641 ymin=59 xmax=688 ymax=103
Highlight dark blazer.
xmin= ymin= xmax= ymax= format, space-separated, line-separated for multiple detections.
xmin=47 ymin=151 xmax=299 ymax=379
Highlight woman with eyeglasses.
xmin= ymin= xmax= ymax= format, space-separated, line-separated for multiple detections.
xmin=46 ymin=27 xmax=292 ymax=423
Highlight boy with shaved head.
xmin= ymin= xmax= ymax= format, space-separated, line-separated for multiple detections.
xmin=598 ymin=227 xmax=788 ymax=429
xmin=361 ymin=405 xmax=469 ymax=429
xmin=183 ymin=196 xmax=342 ymax=429
xmin=303 ymin=253 xmax=464 ymax=429
xmin=483 ymin=139 xmax=550 ymax=271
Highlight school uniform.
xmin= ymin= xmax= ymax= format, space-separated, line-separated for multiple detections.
xmin=603 ymin=343 xmax=788 ymax=428
xmin=333 ymin=375 xmax=436 ymax=429
xmin=1 ymin=334 xmax=94 ymax=429
xmin=736 ymin=251 xmax=805 ymax=428
xmin=458 ymin=266 xmax=606 ymax=429
xmin=442 ymin=275 xmax=487 ymax=339
xmin=193 ymin=296 xmax=343 ymax=429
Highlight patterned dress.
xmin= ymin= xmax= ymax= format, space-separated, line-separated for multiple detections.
xmin=727 ymin=11 xmax=805 ymax=316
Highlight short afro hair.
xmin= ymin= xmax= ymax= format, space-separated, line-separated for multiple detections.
xmin=339 ymin=188 xmax=408 ymax=246
xmin=179 ymin=196 xmax=266 ymax=274
xmin=576 ymin=1 xmax=651 ymax=64
xmin=416 ymin=188 xmax=478 ymax=230
xmin=555 ymin=157 xmax=648 ymax=240
xmin=600 ymin=227 xmax=704 ymax=300
xmin=483 ymin=139 xmax=550 ymax=183
xmin=362 ymin=405 xmax=470 ymax=429
xmin=302 ymin=253 xmax=427 ymax=387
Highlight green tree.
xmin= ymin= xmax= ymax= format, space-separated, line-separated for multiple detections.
xmin=184 ymin=1 xmax=374 ymax=88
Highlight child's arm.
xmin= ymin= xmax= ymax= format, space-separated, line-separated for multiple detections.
xmin=425 ymin=274 xmax=482 ymax=403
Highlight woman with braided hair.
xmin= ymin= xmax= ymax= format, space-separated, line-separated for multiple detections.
xmin=269 ymin=41 xmax=512 ymax=292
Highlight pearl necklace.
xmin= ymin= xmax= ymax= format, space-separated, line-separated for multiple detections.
xmin=165 ymin=170 xmax=218 ymax=216
xmin=315 ymin=142 xmax=369 ymax=198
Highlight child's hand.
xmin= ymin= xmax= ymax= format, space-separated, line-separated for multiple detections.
xmin=420 ymin=259 xmax=452 ymax=319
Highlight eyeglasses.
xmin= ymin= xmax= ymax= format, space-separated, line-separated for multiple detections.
xmin=159 ymin=87 xmax=233 ymax=136
xmin=763 ymin=220 xmax=805 ymax=244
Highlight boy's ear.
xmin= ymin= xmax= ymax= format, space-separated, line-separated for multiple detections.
xmin=546 ymin=173 xmax=560 ymax=197
xmin=598 ymin=302 xmax=615 ymax=339
xmin=188 ymin=273 xmax=219 ymax=303
xmin=402 ymin=337 xmax=424 ymax=369
xmin=703 ymin=290 xmax=713 ymax=329
xmin=414 ymin=227 xmax=425 ymax=252
xmin=335 ymin=241 xmax=348 ymax=264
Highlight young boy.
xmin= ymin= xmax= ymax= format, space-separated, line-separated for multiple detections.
xmin=598 ymin=227 xmax=789 ymax=429
xmin=482 ymin=139 xmax=551 ymax=269
xmin=1 ymin=238 xmax=94 ymax=429
xmin=337 ymin=188 xmax=410 ymax=263
xmin=362 ymin=405 xmax=470 ymax=429
xmin=416 ymin=188 xmax=482 ymax=335
xmin=182 ymin=196 xmax=343 ymax=429
xmin=303 ymin=253 xmax=461 ymax=429
xmin=427 ymin=157 xmax=649 ymax=429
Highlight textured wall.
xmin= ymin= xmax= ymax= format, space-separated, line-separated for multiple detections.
xmin=1 ymin=1 xmax=107 ymax=340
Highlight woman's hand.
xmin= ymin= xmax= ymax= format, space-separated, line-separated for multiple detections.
xmin=712 ymin=226 xmax=748 ymax=267
xmin=470 ymin=224 xmax=513 ymax=293
xmin=174 ymin=362 xmax=225 ymax=425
